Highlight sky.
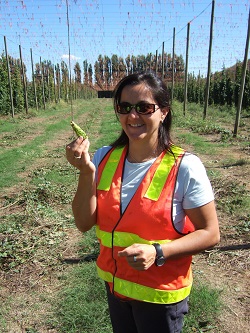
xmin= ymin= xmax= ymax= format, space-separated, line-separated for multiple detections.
xmin=0 ymin=0 xmax=249 ymax=81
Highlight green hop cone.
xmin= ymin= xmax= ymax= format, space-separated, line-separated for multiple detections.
xmin=71 ymin=121 xmax=88 ymax=139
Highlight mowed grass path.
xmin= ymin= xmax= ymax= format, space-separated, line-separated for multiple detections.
xmin=0 ymin=99 xmax=116 ymax=190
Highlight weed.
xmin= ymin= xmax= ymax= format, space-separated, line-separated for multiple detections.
xmin=212 ymin=178 xmax=248 ymax=215
xmin=183 ymin=283 xmax=222 ymax=333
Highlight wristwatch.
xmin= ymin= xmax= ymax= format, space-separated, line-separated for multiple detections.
xmin=152 ymin=243 xmax=165 ymax=267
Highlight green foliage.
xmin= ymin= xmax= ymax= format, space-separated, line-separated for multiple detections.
xmin=53 ymin=263 xmax=112 ymax=333
xmin=183 ymin=283 xmax=222 ymax=332
xmin=212 ymin=178 xmax=249 ymax=215
xmin=0 ymin=55 xmax=11 ymax=115
xmin=174 ymin=62 xmax=250 ymax=112
xmin=11 ymin=61 xmax=24 ymax=113
xmin=0 ymin=177 xmax=73 ymax=271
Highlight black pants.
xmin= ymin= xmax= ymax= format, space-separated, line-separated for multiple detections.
xmin=105 ymin=283 xmax=188 ymax=333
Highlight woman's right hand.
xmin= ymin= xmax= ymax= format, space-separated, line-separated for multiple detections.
xmin=66 ymin=136 xmax=97 ymax=232
xmin=66 ymin=137 xmax=96 ymax=174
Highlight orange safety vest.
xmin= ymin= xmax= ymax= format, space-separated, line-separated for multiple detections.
xmin=96 ymin=145 xmax=195 ymax=304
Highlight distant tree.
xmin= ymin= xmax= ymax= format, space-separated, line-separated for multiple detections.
xmin=61 ymin=60 xmax=69 ymax=101
xmin=74 ymin=62 xmax=81 ymax=85
xmin=103 ymin=55 xmax=111 ymax=88
xmin=111 ymin=54 xmax=119 ymax=86
xmin=88 ymin=64 xmax=93 ymax=86
xmin=83 ymin=60 xmax=88 ymax=85
xmin=118 ymin=57 xmax=126 ymax=79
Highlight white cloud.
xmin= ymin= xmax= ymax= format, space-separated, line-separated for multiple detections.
xmin=61 ymin=54 xmax=81 ymax=61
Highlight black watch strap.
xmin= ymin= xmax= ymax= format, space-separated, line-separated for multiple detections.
xmin=152 ymin=243 xmax=164 ymax=257
xmin=152 ymin=243 xmax=165 ymax=266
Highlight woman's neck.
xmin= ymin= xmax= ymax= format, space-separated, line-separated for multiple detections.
xmin=127 ymin=144 xmax=161 ymax=163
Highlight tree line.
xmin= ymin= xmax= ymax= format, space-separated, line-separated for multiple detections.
xmin=0 ymin=51 xmax=249 ymax=116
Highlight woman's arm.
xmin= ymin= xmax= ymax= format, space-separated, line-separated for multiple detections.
xmin=66 ymin=137 xmax=97 ymax=232
xmin=162 ymin=200 xmax=220 ymax=259
xmin=72 ymin=171 xmax=97 ymax=232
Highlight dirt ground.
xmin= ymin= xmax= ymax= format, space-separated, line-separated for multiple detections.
xmin=0 ymin=112 xmax=249 ymax=333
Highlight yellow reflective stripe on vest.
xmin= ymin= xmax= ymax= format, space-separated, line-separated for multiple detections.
xmin=145 ymin=146 xmax=184 ymax=201
xmin=97 ymin=266 xmax=192 ymax=304
xmin=97 ymin=146 xmax=184 ymax=197
xmin=97 ymin=266 xmax=113 ymax=282
xmin=97 ymin=146 xmax=124 ymax=191
xmin=96 ymin=225 xmax=171 ymax=248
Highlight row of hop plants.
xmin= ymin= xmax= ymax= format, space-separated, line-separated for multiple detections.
xmin=1 ymin=49 xmax=250 ymax=116
xmin=173 ymin=62 xmax=250 ymax=111
xmin=0 ymin=54 xmax=97 ymax=116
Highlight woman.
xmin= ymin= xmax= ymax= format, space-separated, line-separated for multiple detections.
xmin=66 ymin=72 xmax=220 ymax=333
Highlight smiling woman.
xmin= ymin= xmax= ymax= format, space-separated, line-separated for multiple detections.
xmin=66 ymin=71 xmax=220 ymax=333
xmin=115 ymin=82 xmax=168 ymax=160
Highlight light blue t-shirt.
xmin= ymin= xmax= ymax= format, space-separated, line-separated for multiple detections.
xmin=92 ymin=146 xmax=214 ymax=232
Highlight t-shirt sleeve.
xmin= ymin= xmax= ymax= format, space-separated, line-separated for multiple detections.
xmin=176 ymin=153 xmax=215 ymax=210
xmin=92 ymin=146 xmax=112 ymax=180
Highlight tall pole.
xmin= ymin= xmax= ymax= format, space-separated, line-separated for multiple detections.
xmin=233 ymin=8 xmax=250 ymax=137
xmin=53 ymin=66 xmax=57 ymax=103
xmin=4 ymin=36 xmax=14 ymax=117
xmin=58 ymin=66 xmax=61 ymax=102
xmin=19 ymin=44 xmax=29 ymax=114
xmin=40 ymin=57 xmax=46 ymax=109
xmin=183 ymin=22 xmax=190 ymax=116
xmin=203 ymin=0 xmax=215 ymax=119
xmin=30 ymin=48 xmax=38 ymax=110
xmin=171 ymin=27 xmax=175 ymax=102
xmin=161 ymin=42 xmax=165 ymax=80
xmin=155 ymin=49 xmax=158 ymax=75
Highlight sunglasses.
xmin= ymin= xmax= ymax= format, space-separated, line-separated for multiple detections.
xmin=117 ymin=102 xmax=159 ymax=115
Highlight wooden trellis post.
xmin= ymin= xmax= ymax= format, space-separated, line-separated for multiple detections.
xmin=19 ymin=44 xmax=29 ymax=114
xmin=171 ymin=27 xmax=175 ymax=102
xmin=4 ymin=36 xmax=14 ymax=118
xmin=30 ymin=48 xmax=38 ymax=110
xmin=183 ymin=22 xmax=190 ymax=116
xmin=203 ymin=0 xmax=215 ymax=120
xmin=233 ymin=8 xmax=250 ymax=137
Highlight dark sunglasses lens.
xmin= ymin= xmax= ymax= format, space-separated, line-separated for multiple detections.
xmin=137 ymin=104 xmax=155 ymax=114
xmin=117 ymin=103 xmax=155 ymax=114
xmin=118 ymin=104 xmax=131 ymax=114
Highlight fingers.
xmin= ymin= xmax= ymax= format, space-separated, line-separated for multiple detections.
xmin=66 ymin=137 xmax=89 ymax=164
xmin=66 ymin=137 xmax=90 ymax=170
xmin=118 ymin=244 xmax=156 ymax=271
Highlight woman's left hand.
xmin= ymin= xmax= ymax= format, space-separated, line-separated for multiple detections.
xmin=118 ymin=244 xmax=156 ymax=271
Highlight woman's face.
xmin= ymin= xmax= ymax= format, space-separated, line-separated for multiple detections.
xmin=118 ymin=83 xmax=168 ymax=145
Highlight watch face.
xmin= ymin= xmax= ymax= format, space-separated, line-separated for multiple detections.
xmin=156 ymin=256 xmax=165 ymax=266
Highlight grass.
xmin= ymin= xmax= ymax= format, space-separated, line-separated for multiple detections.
xmin=182 ymin=283 xmax=222 ymax=333
xmin=52 ymin=263 xmax=112 ymax=333
xmin=0 ymin=98 xmax=249 ymax=332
